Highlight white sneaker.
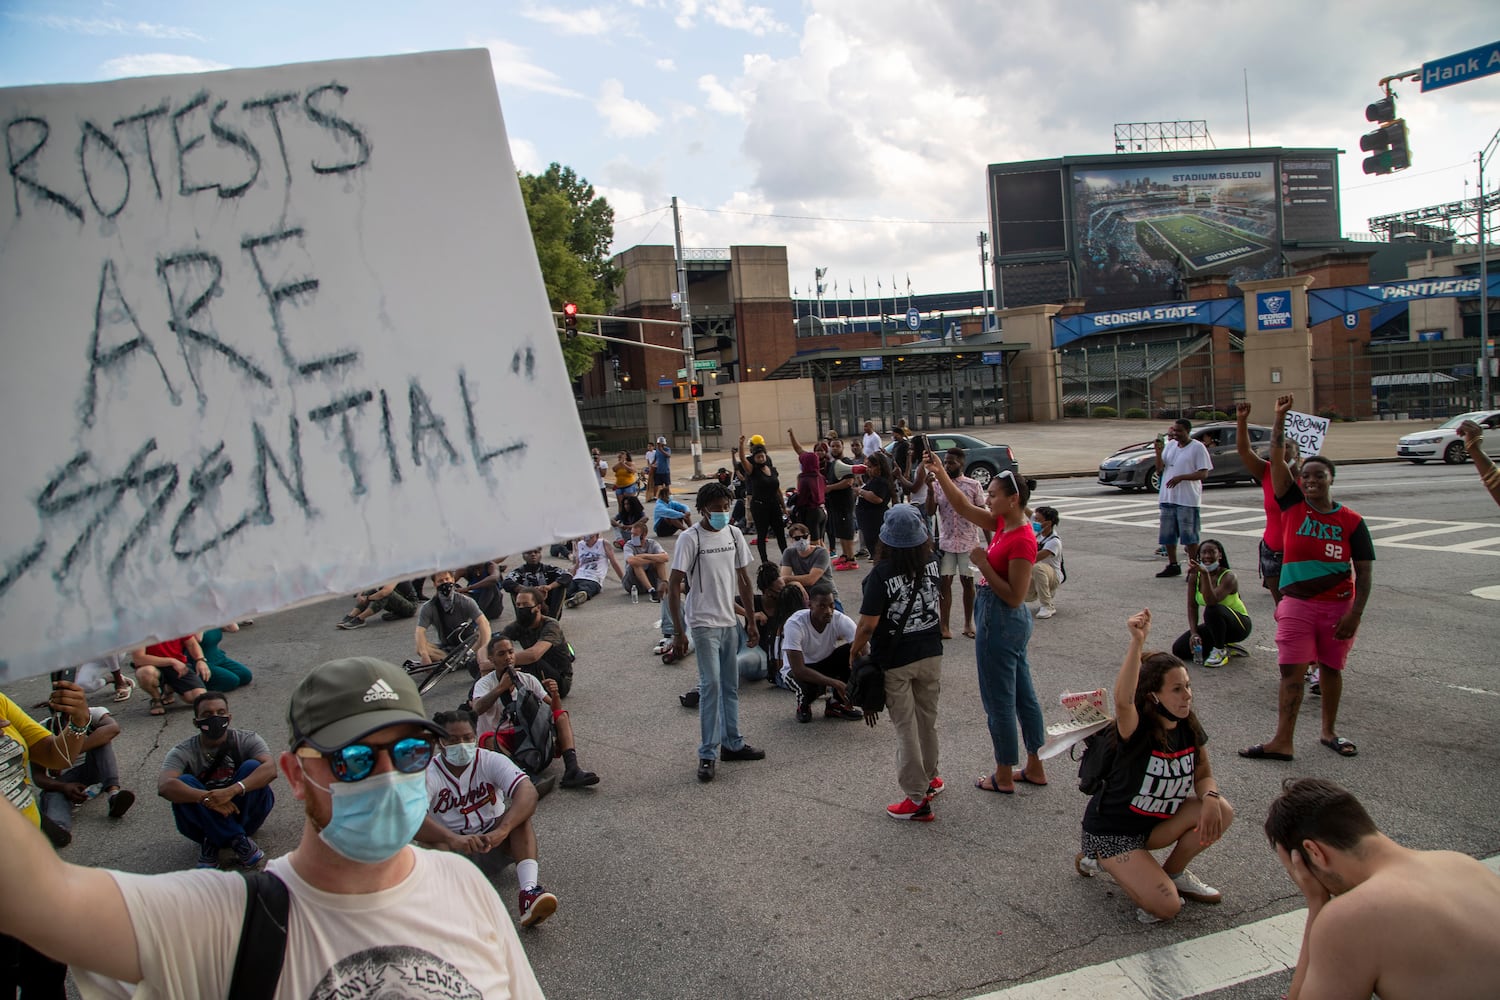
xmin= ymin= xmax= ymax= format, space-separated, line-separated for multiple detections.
xmin=566 ymin=591 xmax=588 ymax=608
xmin=1136 ymin=896 xmax=1185 ymax=923
xmin=1035 ymin=606 xmax=1056 ymax=620
xmin=652 ymin=638 xmax=672 ymax=655
xmin=1171 ymin=868 xmax=1222 ymax=904
xmin=1074 ymin=852 xmax=1102 ymax=878
xmin=1204 ymin=647 xmax=1229 ymax=668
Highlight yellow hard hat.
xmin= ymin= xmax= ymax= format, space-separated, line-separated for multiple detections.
xmin=749 ymin=434 xmax=765 ymax=447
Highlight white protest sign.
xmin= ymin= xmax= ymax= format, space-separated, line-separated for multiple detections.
xmin=0 ymin=50 xmax=607 ymax=682
xmin=1285 ymin=410 xmax=1331 ymax=457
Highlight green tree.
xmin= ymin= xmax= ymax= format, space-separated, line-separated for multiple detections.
xmin=518 ymin=163 xmax=622 ymax=379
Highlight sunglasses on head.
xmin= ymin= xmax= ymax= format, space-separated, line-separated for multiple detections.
xmin=296 ymin=735 xmax=436 ymax=783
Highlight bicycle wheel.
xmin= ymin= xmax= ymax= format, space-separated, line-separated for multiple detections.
xmin=416 ymin=662 xmax=454 ymax=696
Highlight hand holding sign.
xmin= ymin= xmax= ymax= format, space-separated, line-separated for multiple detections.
xmin=1284 ymin=410 xmax=1331 ymax=458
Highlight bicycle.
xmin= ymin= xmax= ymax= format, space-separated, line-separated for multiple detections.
xmin=402 ymin=621 xmax=480 ymax=696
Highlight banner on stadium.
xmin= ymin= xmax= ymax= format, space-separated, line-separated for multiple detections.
xmin=1051 ymin=299 xmax=1245 ymax=347
xmin=0 ymin=50 xmax=605 ymax=681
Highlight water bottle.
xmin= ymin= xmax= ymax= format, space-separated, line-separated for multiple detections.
xmin=83 ymin=783 xmax=102 ymax=799
xmin=630 ymin=586 xmax=639 ymax=605
xmin=1191 ymin=636 xmax=1204 ymax=666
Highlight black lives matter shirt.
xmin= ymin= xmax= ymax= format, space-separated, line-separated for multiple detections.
xmin=1082 ymin=721 xmax=1203 ymax=836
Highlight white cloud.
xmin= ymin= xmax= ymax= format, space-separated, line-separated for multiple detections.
xmin=698 ymin=75 xmax=744 ymax=116
xmin=519 ymin=4 xmax=624 ymax=36
xmin=99 ymin=54 xmax=229 ymax=79
xmin=509 ymin=137 xmax=544 ymax=174
xmin=12 ymin=14 xmax=204 ymax=41
xmin=674 ymin=0 xmax=786 ymax=35
xmin=656 ymin=58 xmax=677 ymax=71
xmin=596 ymin=78 xmax=661 ymax=137
xmin=478 ymin=39 xmax=584 ymax=98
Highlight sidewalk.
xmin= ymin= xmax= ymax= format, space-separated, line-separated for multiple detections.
xmin=667 ymin=418 xmax=1412 ymax=484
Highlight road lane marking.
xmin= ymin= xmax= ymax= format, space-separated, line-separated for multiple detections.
xmin=969 ymin=856 xmax=1500 ymax=1000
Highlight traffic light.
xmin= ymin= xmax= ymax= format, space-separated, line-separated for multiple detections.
xmin=562 ymin=302 xmax=578 ymax=338
xmin=688 ymin=381 xmax=702 ymax=398
xmin=1360 ymin=93 xmax=1410 ymax=176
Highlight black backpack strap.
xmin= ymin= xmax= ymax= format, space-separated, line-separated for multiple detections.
xmin=227 ymin=870 xmax=290 ymax=1000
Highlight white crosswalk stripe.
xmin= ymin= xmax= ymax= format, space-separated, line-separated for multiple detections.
xmin=1034 ymin=494 xmax=1500 ymax=557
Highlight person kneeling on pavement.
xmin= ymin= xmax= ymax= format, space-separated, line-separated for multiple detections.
xmin=158 ymin=691 xmax=277 ymax=870
xmin=34 ymin=703 xmax=135 ymax=846
xmin=1076 ymin=609 xmax=1233 ymax=924
xmin=782 ymin=584 xmax=862 ymax=723
xmin=472 ymin=637 xmax=598 ymax=789
xmin=416 ymin=707 xmax=559 ymax=928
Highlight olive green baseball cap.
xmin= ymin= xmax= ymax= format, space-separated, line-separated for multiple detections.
xmin=288 ymin=657 xmax=445 ymax=751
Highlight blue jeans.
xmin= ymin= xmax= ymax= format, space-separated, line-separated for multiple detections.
xmin=692 ymin=625 xmax=747 ymax=760
xmin=974 ymin=587 xmax=1046 ymax=767
xmin=172 ymin=760 xmax=275 ymax=847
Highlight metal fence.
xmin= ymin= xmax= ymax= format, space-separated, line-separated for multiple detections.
xmin=1057 ymin=337 xmax=1235 ymax=418
xmin=1330 ymin=340 xmax=1488 ymax=421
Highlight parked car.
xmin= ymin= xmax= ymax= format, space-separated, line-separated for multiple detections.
xmin=1098 ymin=421 xmax=1271 ymax=492
xmin=1396 ymin=410 xmax=1500 ymax=464
xmin=882 ymin=432 xmax=1017 ymax=487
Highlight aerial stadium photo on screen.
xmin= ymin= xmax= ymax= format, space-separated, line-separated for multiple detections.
xmin=1072 ymin=161 xmax=1278 ymax=302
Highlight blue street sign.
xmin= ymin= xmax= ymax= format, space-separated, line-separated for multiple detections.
xmin=981 ymin=351 xmax=1004 ymax=365
xmin=860 ymin=356 xmax=883 ymax=372
xmin=905 ymin=308 xmax=921 ymax=331
xmin=1417 ymin=330 xmax=1443 ymax=342
xmin=658 ymin=377 xmax=674 ymax=386
xmin=1422 ymin=40 xmax=1500 ymax=92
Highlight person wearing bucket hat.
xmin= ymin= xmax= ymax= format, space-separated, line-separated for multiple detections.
xmin=0 ymin=656 xmax=544 ymax=998
xmin=851 ymin=504 xmax=945 ymax=821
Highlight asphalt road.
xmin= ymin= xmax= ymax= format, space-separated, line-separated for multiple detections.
xmin=15 ymin=462 xmax=1500 ymax=1000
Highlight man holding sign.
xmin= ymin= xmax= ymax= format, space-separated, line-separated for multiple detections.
xmin=1241 ymin=396 xmax=1374 ymax=763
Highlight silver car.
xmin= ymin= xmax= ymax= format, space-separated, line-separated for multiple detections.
xmin=1396 ymin=411 xmax=1500 ymax=465
xmin=1098 ymin=421 xmax=1271 ymax=492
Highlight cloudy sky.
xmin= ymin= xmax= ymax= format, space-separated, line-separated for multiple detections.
xmin=4 ymin=0 xmax=1498 ymax=298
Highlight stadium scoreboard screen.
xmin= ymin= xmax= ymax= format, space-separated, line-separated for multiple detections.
xmin=988 ymin=148 xmax=1340 ymax=310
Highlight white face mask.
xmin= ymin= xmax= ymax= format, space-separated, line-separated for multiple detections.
xmin=794 ymin=538 xmax=810 ymax=552
xmin=1200 ymin=561 xmax=1220 ymax=573
xmin=443 ymin=741 xmax=477 ymax=767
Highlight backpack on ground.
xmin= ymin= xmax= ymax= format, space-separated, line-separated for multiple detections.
xmin=1076 ymin=721 xmax=1120 ymax=795
xmin=500 ymin=669 xmax=556 ymax=775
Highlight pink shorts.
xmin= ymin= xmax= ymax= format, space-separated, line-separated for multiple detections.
xmin=1274 ymin=596 xmax=1356 ymax=671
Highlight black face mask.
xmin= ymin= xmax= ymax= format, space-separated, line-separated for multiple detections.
xmin=517 ymin=607 xmax=539 ymax=623
xmin=196 ymin=715 xmax=230 ymax=739
xmin=1151 ymin=699 xmax=1186 ymax=722
xmin=437 ymin=582 xmax=456 ymax=597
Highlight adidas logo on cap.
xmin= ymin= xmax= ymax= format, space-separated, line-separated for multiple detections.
xmin=362 ymin=678 xmax=400 ymax=703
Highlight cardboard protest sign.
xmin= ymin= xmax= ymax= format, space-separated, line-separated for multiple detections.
xmin=1285 ymin=410 xmax=1330 ymax=457
xmin=0 ymin=49 xmax=607 ymax=682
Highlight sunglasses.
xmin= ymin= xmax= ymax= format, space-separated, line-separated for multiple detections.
xmin=296 ymin=736 xmax=436 ymax=783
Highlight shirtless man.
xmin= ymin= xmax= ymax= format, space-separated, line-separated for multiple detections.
xmin=1265 ymin=777 xmax=1500 ymax=1000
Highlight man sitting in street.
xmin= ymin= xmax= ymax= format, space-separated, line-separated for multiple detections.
xmin=781 ymin=585 xmax=862 ymax=722
xmin=652 ymin=485 xmax=692 ymax=537
xmin=503 ymin=549 xmax=572 ymax=620
xmin=416 ymin=706 xmax=558 ymax=928
xmin=131 ymin=636 xmax=209 ymax=716
xmin=33 ymin=703 xmax=135 ymax=846
xmin=623 ymin=519 xmax=669 ymax=600
xmin=460 ymin=559 xmax=508 ymax=623
xmin=566 ymin=532 xmax=624 ymax=608
xmin=336 ymin=578 xmax=420 ymax=630
xmin=503 ymin=587 xmax=576 ymax=698
xmin=780 ymin=522 xmax=838 ymax=608
xmin=472 ymin=636 xmax=599 ymax=789
xmin=412 ymin=569 xmax=492 ymax=668
xmin=158 ymin=691 xmax=277 ymax=869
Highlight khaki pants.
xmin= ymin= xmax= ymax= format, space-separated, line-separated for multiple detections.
xmin=1028 ymin=562 xmax=1060 ymax=610
xmin=883 ymin=655 xmax=942 ymax=800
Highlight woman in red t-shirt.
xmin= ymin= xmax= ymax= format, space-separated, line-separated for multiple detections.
xmin=1234 ymin=402 xmax=1300 ymax=603
xmin=926 ymin=453 xmax=1048 ymax=793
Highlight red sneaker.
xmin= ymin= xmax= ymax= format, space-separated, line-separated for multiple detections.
xmin=926 ymin=776 xmax=945 ymax=797
xmin=519 ymin=886 xmax=558 ymax=927
xmin=886 ymin=796 xmax=934 ymax=821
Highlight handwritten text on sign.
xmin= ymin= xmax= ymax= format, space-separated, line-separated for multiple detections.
xmin=0 ymin=50 xmax=605 ymax=681
xmin=1285 ymin=410 xmax=1330 ymax=457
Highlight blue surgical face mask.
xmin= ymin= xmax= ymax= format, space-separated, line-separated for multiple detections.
xmin=707 ymin=511 xmax=731 ymax=530
xmin=443 ymin=741 xmax=477 ymax=767
xmin=306 ymin=769 xmax=430 ymax=864
xmin=1031 ymin=521 xmax=1043 ymax=534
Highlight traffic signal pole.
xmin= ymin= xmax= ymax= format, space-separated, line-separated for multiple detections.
xmin=671 ymin=196 xmax=704 ymax=479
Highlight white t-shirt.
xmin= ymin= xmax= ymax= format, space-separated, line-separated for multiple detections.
xmin=426 ymin=747 xmax=529 ymax=836
xmin=668 ymin=522 xmax=751 ymax=629
xmin=780 ymin=609 xmax=857 ymax=669
xmin=862 ymin=431 xmax=882 ymax=457
xmin=574 ymin=537 xmax=609 ymax=585
xmin=472 ymin=669 xmax=548 ymax=737
xmin=1037 ymin=532 xmax=1065 ymax=584
xmin=77 ymin=848 xmax=544 ymax=1000
xmin=1158 ymin=438 xmax=1212 ymax=507
xmin=594 ymin=457 xmax=607 ymax=488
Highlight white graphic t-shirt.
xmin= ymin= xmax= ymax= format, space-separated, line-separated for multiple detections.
xmin=574 ymin=537 xmax=609 ymax=585
xmin=76 ymin=848 xmax=544 ymax=1000
xmin=426 ymin=748 xmax=529 ymax=836
xmin=669 ymin=523 xmax=751 ymax=629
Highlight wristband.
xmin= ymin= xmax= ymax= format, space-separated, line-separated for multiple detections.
xmin=65 ymin=719 xmax=90 ymax=736
xmin=195 ymin=658 xmax=207 ymax=665
xmin=236 ymin=780 xmax=247 ymax=796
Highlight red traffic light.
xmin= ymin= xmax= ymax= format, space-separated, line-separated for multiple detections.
xmin=562 ymin=302 xmax=578 ymax=318
xmin=689 ymin=381 xmax=702 ymax=398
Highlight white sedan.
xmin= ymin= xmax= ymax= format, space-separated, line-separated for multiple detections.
xmin=1396 ymin=410 xmax=1500 ymax=464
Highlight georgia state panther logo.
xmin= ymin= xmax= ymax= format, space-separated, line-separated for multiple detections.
xmin=307 ymin=945 xmax=482 ymax=999
xmin=1263 ymin=294 xmax=1285 ymax=313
